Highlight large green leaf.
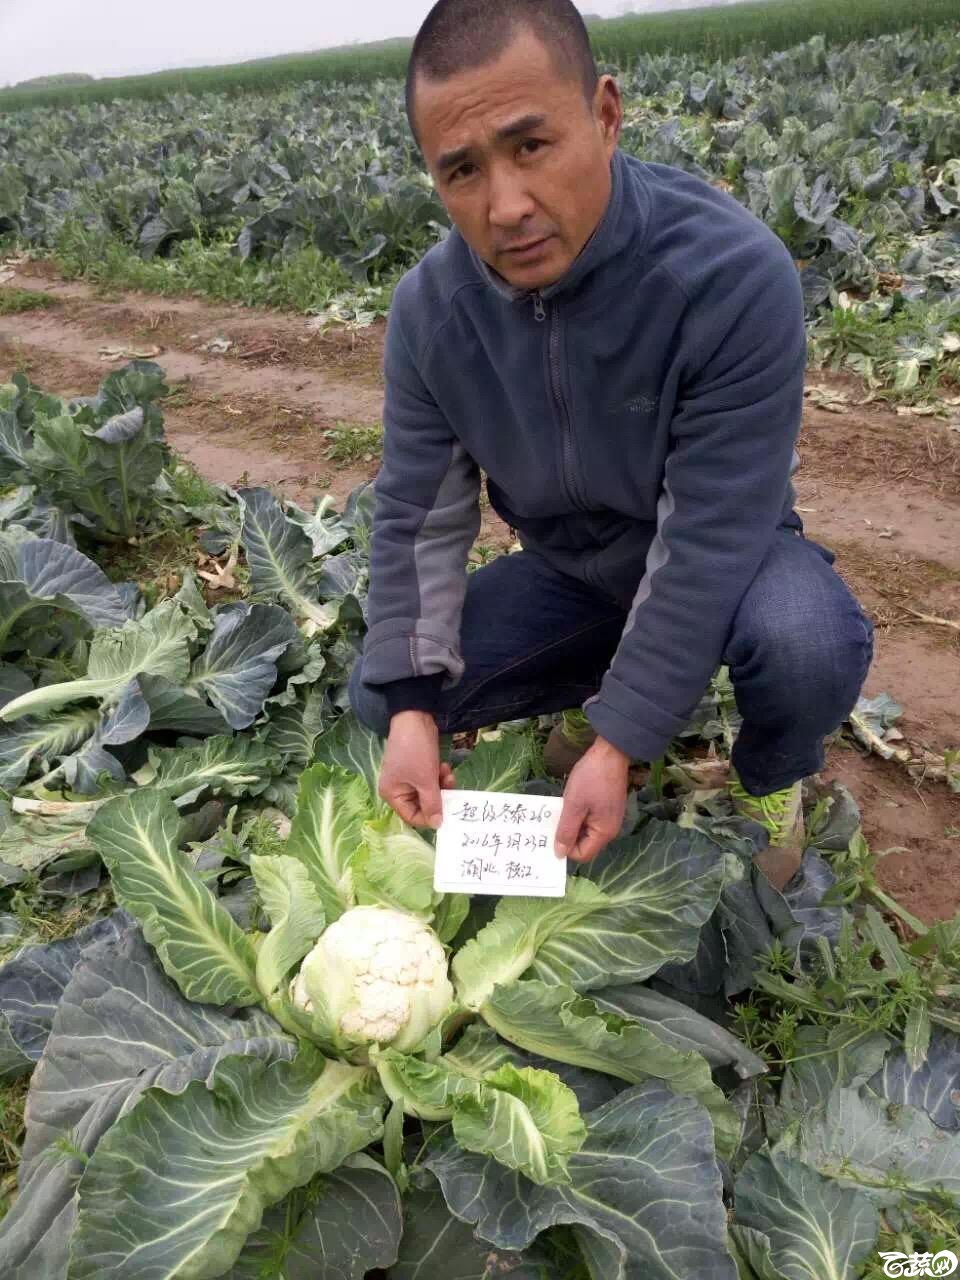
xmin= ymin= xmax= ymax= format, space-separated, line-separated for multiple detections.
xmin=0 ymin=536 xmax=130 ymax=656
xmin=454 ymin=1063 xmax=587 ymax=1187
xmin=187 ymin=603 xmax=301 ymax=729
xmin=139 ymin=674 xmax=231 ymax=736
xmin=734 ymin=1150 xmax=880 ymax=1280
xmin=312 ymin=713 xmax=385 ymax=800
xmin=0 ymin=913 xmax=127 ymax=1082
xmin=428 ymin=1081 xmax=738 ymax=1280
xmin=250 ymin=855 xmax=326 ymax=998
xmin=868 ymin=1028 xmax=960 ymax=1130
xmin=264 ymin=687 xmax=330 ymax=766
xmin=87 ymin=789 xmax=260 ymax=1006
xmin=778 ymin=1024 xmax=891 ymax=1114
xmin=227 ymin=1154 xmax=402 ymax=1279
xmin=452 ymin=880 xmax=610 ymax=1013
xmin=376 ymin=1051 xmax=585 ymax=1186
xmin=0 ymin=600 xmax=195 ymax=722
xmin=779 ymin=1084 xmax=960 ymax=1203
xmin=70 ymin=1049 xmax=385 ymax=1279
xmin=238 ymin=487 xmax=335 ymax=628
xmin=453 ymin=732 xmax=535 ymax=793
xmin=0 ymin=707 xmax=101 ymax=790
xmin=0 ymin=929 xmax=295 ymax=1280
xmin=145 ymin=735 xmax=282 ymax=807
xmin=285 ymin=763 xmax=373 ymax=923
xmin=592 ymin=983 xmax=767 ymax=1080
xmin=482 ymin=979 xmax=740 ymax=1160
xmin=453 ymin=819 xmax=723 ymax=1009
xmin=391 ymin=1174 xmax=561 ymax=1279
xmin=0 ymin=801 xmax=100 ymax=874
xmin=530 ymin=818 xmax=726 ymax=992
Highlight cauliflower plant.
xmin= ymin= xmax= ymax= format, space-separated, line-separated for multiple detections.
xmin=290 ymin=905 xmax=454 ymax=1052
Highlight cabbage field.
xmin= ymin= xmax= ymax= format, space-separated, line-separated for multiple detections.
xmin=1 ymin=26 xmax=960 ymax=399
xmin=1 ymin=9 xmax=960 ymax=1279
xmin=0 ymin=361 xmax=959 ymax=1278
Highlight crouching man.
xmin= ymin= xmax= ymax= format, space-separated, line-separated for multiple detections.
xmin=349 ymin=0 xmax=874 ymax=888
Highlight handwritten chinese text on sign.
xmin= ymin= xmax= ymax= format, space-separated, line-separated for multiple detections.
xmin=433 ymin=789 xmax=567 ymax=897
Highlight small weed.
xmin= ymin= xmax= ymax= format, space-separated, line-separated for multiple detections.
xmin=165 ymin=454 xmax=230 ymax=511
xmin=0 ymin=1077 xmax=28 ymax=1221
xmin=95 ymin=524 xmax=203 ymax=603
xmin=1 ymin=883 xmax=115 ymax=965
xmin=322 ymin=422 xmax=383 ymax=466
xmin=0 ymin=287 xmax=59 ymax=316
xmin=467 ymin=543 xmax=504 ymax=572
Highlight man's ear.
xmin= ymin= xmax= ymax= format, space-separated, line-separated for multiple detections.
xmin=593 ymin=75 xmax=623 ymax=148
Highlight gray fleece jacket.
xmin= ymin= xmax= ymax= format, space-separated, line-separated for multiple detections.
xmin=359 ymin=146 xmax=807 ymax=762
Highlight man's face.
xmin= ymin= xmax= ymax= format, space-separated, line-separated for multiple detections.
xmin=413 ymin=28 xmax=622 ymax=291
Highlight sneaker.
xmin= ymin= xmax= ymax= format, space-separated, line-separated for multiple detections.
xmin=543 ymin=710 xmax=597 ymax=778
xmin=730 ymin=773 xmax=805 ymax=891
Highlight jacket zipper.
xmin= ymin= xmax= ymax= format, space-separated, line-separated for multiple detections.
xmin=533 ymin=290 xmax=585 ymax=510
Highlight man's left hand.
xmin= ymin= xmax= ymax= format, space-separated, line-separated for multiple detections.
xmin=555 ymin=738 xmax=630 ymax=863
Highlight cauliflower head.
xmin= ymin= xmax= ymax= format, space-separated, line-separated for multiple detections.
xmin=290 ymin=905 xmax=454 ymax=1052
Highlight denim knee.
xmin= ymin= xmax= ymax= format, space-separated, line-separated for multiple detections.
xmin=729 ymin=582 xmax=874 ymax=727
xmin=347 ymin=662 xmax=391 ymax=737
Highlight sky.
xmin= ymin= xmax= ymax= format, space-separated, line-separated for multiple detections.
xmin=0 ymin=0 xmax=650 ymax=88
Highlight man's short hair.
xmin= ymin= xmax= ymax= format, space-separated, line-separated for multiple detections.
xmin=406 ymin=0 xmax=599 ymax=145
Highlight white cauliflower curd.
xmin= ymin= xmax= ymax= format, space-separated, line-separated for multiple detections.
xmin=290 ymin=905 xmax=454 ymax=1052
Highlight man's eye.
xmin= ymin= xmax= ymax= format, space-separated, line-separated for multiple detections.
xmin=450 ymin=163 xmax=476 ymax=182
xmin=521 ymin=139 xmax=545 ymax=155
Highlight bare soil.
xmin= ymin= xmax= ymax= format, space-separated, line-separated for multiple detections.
xmin=2 ymin=269 xmax=957 ymax=921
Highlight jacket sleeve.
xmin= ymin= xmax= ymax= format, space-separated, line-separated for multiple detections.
xmin=583 ymin=237 xmax=807 ymax=761
xmin=360 ymin=295 xmax=481 ymax=695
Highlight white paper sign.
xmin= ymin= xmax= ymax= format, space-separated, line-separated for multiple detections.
xmin=433 ymin=789 xmax=567 ymax=897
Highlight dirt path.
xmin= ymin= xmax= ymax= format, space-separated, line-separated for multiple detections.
xmin=2 ymin=269 xmax=957 ymax=921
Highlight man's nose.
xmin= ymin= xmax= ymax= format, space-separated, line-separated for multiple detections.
xmin=487 ymin=162 xmax=536 ymax=229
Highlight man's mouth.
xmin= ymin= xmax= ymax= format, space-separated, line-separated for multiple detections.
xmin=501 ymin=235 xmax=554 ymax=259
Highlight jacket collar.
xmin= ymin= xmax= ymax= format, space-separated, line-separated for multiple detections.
xmin=466 ymin=146 xmax=634 ymax=304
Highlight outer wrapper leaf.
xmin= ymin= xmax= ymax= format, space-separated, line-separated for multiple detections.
xmin=285 ymin=762 xmax=373 ymax=923
xmin=453 ymin=818 xmax=724 ymax=1009
xmin=778 ymin=1083 xmax=960 ymax=1203
xmin=391 ymin=1174 xmax=560 ymax=1279
xmin=237 ymin=487 xmax=334 ymax=627
xmin=734 ymin=1150 xmax=879 ymax=1280
xmin=187 ymin=603 xmax=300 ymax=729
xmin=453 ymin=1063 xmax=587 ymax=1186
xmin=249 ymin=855 xmax=326 ymax=998
xmin=88 ymin=789 xmax=259 ymax=1006
xmin=0 ymin=600 xmax=195 ymax=723
xmin=312 ymin=713 xmax=385 ymax=799
xmin=70 ymin=1050 xmax=385 ymax=1279
xmin=428 ymin=1081 xmax=738 ymax=1280
xmin=0 ymin=929 xmax=295 ymax=1280
xmin=592 ymin=982 xmax=767 ymax=1080
xmin=226 ymin=1154 xmax=402 ymax=1279
xmin=482 ymin=979 xmax=740 ymax=1160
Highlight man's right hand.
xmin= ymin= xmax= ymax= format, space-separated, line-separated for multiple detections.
xmin=378 ymin=710 xmax=455 ymax=829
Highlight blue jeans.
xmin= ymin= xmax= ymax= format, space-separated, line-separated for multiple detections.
xmin=349 ymin=524 xmax=874 ymax=795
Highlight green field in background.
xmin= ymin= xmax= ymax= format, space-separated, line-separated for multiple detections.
xmin=2 ymin=0 xmax=957 ymax=109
